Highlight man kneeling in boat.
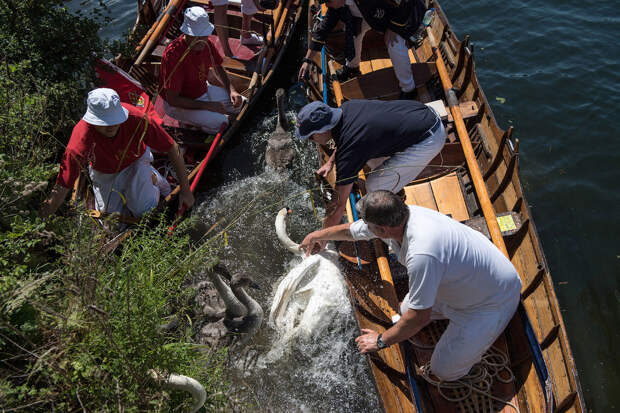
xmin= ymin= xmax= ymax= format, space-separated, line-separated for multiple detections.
xmin=40 ymin=88 xmax=194 ymax=218
xmin=160 ymin=6 xmax=243 ymax=133
xmin=295 ymin=99 xmax=445 ymax=229
xmin=299 ymin=190 xmax=522 ymax=382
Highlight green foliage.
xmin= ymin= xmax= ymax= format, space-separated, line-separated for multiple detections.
xmin=0 ymin=1 xmax=235 ymax=411
xmin=1 ymin=215 xmax=231 ymax=411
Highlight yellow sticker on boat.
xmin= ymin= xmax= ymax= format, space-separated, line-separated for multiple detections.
xmin=497 ymin=215 xmax=517 ymax=231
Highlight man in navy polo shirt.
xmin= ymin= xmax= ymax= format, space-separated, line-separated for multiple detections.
xmin=295 ymin=99 xmax=445 ymax=229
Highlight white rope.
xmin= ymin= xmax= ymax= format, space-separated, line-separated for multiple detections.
xmin=418 ymin=346 xmax=520 ymax=412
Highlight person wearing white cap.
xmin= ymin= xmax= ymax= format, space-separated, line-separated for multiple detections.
xmin=212 ymin=0 xmax=264 ymax=57
xmin=40 ymin=88 xmax=194 ymax=218
xmin=160 ymin=6 xmax=244 ymax=133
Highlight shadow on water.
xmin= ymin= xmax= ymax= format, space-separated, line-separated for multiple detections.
xmin=189 ymin=17 xmax=382 ymax=412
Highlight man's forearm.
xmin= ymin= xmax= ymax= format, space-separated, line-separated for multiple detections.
xmin=40 ymin=184 xmax=70 ymax=218
xmin=313 ymin=222 xmax=355 ymax=242
xmin=322 ymin=199 xmax=347 ymax=229
xmin=215 ymin=66 xmax=234 ymax=94
xmin=322 ymin=183 xmax=353 ymax=229
xmin=168 ymin=144 xmax=190 ymax=192
xmin=381 ymin=308 xmax=430 ymax=346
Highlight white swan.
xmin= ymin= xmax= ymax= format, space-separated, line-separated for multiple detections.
xmin=270 ymin=208 xmax=348 ymax=341
xmin=149 ymin=370 xmax=206 ymax=413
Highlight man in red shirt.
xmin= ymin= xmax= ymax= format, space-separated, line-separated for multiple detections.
xmin=40 ymin=88 xmax=194 ymax=218
xmin=160 ymin=6 xmax=243 ymax=133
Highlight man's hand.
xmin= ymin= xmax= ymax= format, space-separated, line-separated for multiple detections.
xmin=299 ymin=231 xmax=327 ymax=257
xmin=384 ymin=29 xmax=398 ymax=47
xmin=315 ymin=160 xmax=334 ymax=177
xmin=298 ymin=62 xmax=310 ymax=81
xmin=40 ymin=184 xmax=70 ymax=220
xmin=230 ymin=90 xmax=243 ymax=108
xmin=178 ymin=188 xmax=195 ymax=210
xmin=355 ymin=329 xmax=380 ymax=354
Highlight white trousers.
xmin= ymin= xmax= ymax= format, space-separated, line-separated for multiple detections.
xmin=89 ymin=148 xmax=171 ymax=217
xmin=163 ymin=84 xmax=232 ymax=134
xmin=401 ymin=291 xmax=520 ymax=381
xmin=347 ymin=17 xmax=415 ymax=92
xmin=365 ymin=121 xmax=446 ymax=193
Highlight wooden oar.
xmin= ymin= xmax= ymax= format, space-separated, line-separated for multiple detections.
xmin=168 ymin=122 xmax=227 ymax=234
xmin=425 ymin=26 xmax=507 ymax=256
xmin=135 ymin=0 xmax=177 ymax=53
xmin=135 ymin=0 xmax=187 ymax=66
xmin=324 ymin=54 xmax=401 ymax=321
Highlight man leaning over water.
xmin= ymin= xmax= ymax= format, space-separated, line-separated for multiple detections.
xmin=295 ymin=99 xmax=445 ymax=230
xmin=299 ymin=190 xmax=521 ymax=381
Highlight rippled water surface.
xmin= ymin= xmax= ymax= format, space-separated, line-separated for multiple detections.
xmin=93 ymin=0 xmax=619 ymax=410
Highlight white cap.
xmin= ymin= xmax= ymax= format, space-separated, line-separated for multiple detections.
xmin=180 ymin=6 xmax=215 ymax=37
xmin=82 ymin=88 xmax=129 ymax=126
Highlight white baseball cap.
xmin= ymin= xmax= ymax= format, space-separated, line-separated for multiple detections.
xmin=82 ymin=88 xmax=129 ymax=126
xmin=180 ymin=6 xmax=215 ymax=37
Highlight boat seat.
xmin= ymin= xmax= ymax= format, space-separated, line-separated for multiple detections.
xmin=404 ymin=172 xmax=469 ymax=220
xmin=339 ymin=63 xmax=435 ymax=100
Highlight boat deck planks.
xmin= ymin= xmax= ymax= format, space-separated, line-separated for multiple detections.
xmin=404 ymin=181 xmax=438 ymax=211
xmin=428 ymin=172 xmax=469 ymax=221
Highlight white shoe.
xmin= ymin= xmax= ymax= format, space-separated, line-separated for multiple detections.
xmin=240 ymin=33 xmax=264 ymax=46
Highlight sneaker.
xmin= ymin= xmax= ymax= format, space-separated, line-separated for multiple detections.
xmin=335 ymin=65 xmax=361 ymax=82
xmin=241 ymin=33 xmax=264 ymax=46
xmin=399 ymin=88 xmax=418 ymax=100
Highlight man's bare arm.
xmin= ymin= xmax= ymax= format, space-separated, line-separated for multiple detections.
xmin=214 ymin=65 xmax=243 ymax=107
xmin=40 ymin=184 xmax=71 ymax=218
xmin=167 ymin=143 xmax=194 ymax=209
xmin=355 ymin=307 xmax=432 ymax=353
xmin=299 ymin=222 xmax=355 ymax=256
xmin=321 ymin=183 xmax=353 ymax=229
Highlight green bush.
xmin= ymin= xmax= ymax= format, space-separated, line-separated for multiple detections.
xmin=1 ymin=215 xmax=231 ymax=411
xmin=0 ymin=1 xmax=233 ymax=411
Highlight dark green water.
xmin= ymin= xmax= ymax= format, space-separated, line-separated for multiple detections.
xmin=93 ymin=0 xmax=619 ymax=410
xmin=437 ymin=1 xmax=620 ymax=410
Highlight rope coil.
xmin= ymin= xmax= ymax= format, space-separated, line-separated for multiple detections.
xmin=417 ymin=346 xmax=520 ymax=412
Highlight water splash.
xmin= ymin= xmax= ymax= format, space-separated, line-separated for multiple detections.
xmin=192 ymin=109 xmax=381 ymax=410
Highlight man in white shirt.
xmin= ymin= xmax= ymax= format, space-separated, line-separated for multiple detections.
xmin=299 ymin=190 xmax=522 ymax=381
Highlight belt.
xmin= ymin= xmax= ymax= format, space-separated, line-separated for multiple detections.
xmin=420 ymin=116 xmax=443 ymax=141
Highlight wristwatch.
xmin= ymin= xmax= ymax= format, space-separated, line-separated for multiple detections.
xmin=302 ymin=57 xmax=313 ymax=65
xmin=376 ymin=333 xmax=388 ymax=350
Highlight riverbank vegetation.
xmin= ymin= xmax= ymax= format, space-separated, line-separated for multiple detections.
xmin=0 ymin=1 xmax=232 ymax=410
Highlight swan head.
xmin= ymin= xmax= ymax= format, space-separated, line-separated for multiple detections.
xmin=231 ymin=272 xmax=261 ymax=290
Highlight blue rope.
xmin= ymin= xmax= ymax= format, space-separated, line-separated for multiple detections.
xmin=518 ymin=303 xmax=555 ymax=411
xmin=401 ymin=341 xmax=425 ymax=412
xmin=321 ymin=46 xmax=328 ymax=103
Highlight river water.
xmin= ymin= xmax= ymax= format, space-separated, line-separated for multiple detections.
xmin=87 ymin=0 xmax=619 ymax=410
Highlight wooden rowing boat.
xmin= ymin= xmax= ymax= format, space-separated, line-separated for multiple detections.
xmin=302 ymin=0 xmax=586 ymax=412
xmin=73 ymin=0 xmax=303 ymax=236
